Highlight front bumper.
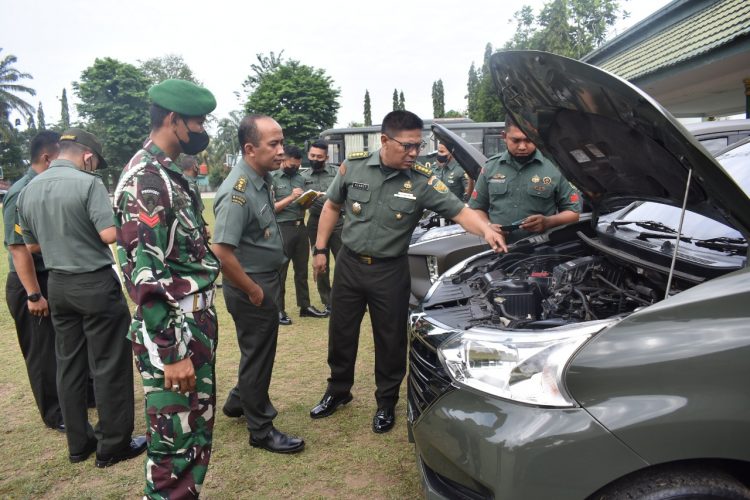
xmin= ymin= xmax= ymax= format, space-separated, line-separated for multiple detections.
xmin=410 ymin=389 xmax=647 ymax=499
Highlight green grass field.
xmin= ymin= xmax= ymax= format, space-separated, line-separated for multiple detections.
xmin=0 ymin=198 xmax=421 ymax=499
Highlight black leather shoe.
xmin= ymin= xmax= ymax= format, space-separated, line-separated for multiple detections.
xmin=222 ymin=406 xmax=243 ymax=418
xmin=324 ymin=304 xmax=332 ymax=315
xmin=95 ymin=436 xmax=147 ymax=468
xmin=309 ymin=392 xmax=353 ymax=419
xmin=50 ymin=422 xmax=66 ymax=433
xmin=300 ymin=306 xmax=328 ymax=318
xmin=279 ymin=312 xmax=292 ymax=325
xmin=250 ymin=427 xmax=304 ymax=454
xmin=372 ymin=407 xmax=395 ymax=434
xmin=69 ymin=438 xmax=97 ymax=463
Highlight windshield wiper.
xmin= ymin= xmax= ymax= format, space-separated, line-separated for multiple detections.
xmin=692 ymin=237 xmax=748 ymax=255
xmin=611 ymin=220 xmax=677 ymax=234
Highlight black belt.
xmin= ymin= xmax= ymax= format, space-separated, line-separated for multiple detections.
xmin=344 ymin=247 xmax=400 ymax=265
xmin=278 ymin=219 xmax=304 ymax=226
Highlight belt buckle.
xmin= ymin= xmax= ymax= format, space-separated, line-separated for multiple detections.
xmin=360 ymin=255 xmax=372 ymax=265
xmin=192 ymin=294 xmax=200 ymax=312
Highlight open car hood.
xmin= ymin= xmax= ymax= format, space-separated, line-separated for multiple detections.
xmin=430 ymin=123 xmax=486 ymax=180
xmin=490 ymin=50 xmax=750 ymax=234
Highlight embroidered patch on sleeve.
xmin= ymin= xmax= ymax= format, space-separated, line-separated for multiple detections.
xmin=472 ymin=191 xmax=478 ymax=199
xmin=138 ymin=211 xmax=160 ymax=228
xmin=14 ymin=224 xmax=22 ymax=235
xmin=570 ymin=193 xmax=579 ymax=203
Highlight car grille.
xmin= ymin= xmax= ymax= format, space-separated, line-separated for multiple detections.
xmin=408 ymin=330 xmax=453 ymax=422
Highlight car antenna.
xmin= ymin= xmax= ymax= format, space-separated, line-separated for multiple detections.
xmin=664 ymin=167 xmax=693 ymax=299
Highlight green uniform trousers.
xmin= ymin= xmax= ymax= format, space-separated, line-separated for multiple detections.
xmin=305 ymin=215 xmax=342 ymax=308
xmin=278 ymin=220 xmax=311 ymax=312
xmin=326 ymin=248 xmax=410 ymax=408
xmin=47 ymin=267 xmax=134 ymax=457
xmin=5 ymin=270 xmax=62 ymax=428
xmin=222 ymin=272 xmax=280 ymax=438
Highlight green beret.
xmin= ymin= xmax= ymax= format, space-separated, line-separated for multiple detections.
xmin=148 ymin=79 xmax=216 ymax=116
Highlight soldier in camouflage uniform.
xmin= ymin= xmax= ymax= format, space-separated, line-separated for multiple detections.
xmin=115 ymin=79 xmax=219 ymax=499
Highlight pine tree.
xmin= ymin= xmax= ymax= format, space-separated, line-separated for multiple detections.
xmin=392 ymin=88 xmax=399 ymax=111
xmin=60 ymin=88 xmax=70 ymax=129
xmin=37 ymin=102 xmax=45 ymax=129
xmin=398 ymin=91 xmax=405 ymax=111
xmin=432 ymin=79 xmax=445 ymax=118
xmin=364 ymin=89 xmax=372 ymax=126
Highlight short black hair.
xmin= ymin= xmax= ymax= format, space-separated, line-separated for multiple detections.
xmin=309 ymin=139 xmax=328 ymax=152
xmin=58 ymin=140 xmax=89 ymax=156
xmin=284 ymin=145 xmax=302 ymax=159
xmin=238 ymin=114 xmax=269 ymax=148
xmin=150 ymin=104 xmax=172 ymax=130
xmin=179 ymin=155 xmax=199 ymax=170
xmin=381 ymin=110 xmax=423 ymax=137
xmin=30 ymin=130 xmax=60 ymax=163
xmin=504 ymin=113 xmax=520 ymax=132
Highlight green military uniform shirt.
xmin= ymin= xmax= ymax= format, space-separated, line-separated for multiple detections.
xmin=213 ymin=158 xmax=286 ymax=273
xmin=433 ymin=159 xmax=469 ymax=201
xmin=17 ymin=159 xmax=115 ymax=273
xmin=3 ymin=168 xmax=45 ymax=273
xmin=301 ymin=164 xmax=339 ymax=218
xmin=270 ymin=169 xmax=305 ymax=223
xmin=469 ymin=149 xmax=581 ymax=240
xmin=327 ymin=149 xmax=465 ymax=258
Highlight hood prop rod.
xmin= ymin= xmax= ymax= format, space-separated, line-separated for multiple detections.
xmin=665 ymin=167 xmax=693 ymax=299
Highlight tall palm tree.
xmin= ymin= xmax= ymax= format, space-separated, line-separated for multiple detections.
xmin=0 ymin=48 xmax=36 ymax=140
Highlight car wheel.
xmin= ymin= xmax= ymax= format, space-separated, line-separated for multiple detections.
xmin=592 ymin=464 xmax=750 ymax=500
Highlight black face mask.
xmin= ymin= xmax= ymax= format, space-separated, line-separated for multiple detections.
xmin=178 ymin=117 xmax=210 ymax=155
xmin=511 ymin=153 xmax=534 ymax=165
xmin=436 ymin=154 xmax=449 ymax=165
xmin=283 ymin=166 xmax=299 ymax=176
xmin=309 ymin=159 xmax=326 ymax=170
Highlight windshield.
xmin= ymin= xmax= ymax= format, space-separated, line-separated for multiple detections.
xmin=611 ymin=140 xmax=750 ymax=241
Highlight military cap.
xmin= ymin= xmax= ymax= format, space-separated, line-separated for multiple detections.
xmin=148 ymin=79 xmax=217 ymax=116
xmin=60 ymin=127 xmax=108 ymax=168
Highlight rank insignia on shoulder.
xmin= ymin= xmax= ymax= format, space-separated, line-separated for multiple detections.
xmin=347 ymin=151 xmax=371 ymax=160
xmin=234 ymin=177 xmax=248 ymax=193
xmin=231 ymin=195 xmax=247 ymax=206
xmin=412 ymin=163 xmax=432 ymax=177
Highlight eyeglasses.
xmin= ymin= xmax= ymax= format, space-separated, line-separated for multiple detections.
xmin=386 ymin=135 xmax=425 ymax=153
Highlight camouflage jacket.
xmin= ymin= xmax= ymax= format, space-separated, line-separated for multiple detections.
xmin=114 ymin=139 xmax=219 ymax=367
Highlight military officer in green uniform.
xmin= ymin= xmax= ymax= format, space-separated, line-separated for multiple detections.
xmin=3 ymin=131 xmax=63 ymax=432
xmin=17 ymin=128 xmax=145 ymax=467
xmin=212 ymin=114 xmax=305 ymax=454
xmin=469 ymin=116 xmax=581 ymax=243
xmin=433 ymin=141 xmax=473 ymax=201
xmin=271 ymin=145 xmax=327 ymax=325
xmin=301 ymin=140 xmax=342 ymax=313
xmin=115 ymin=79 xmax=219 ymax=498
xmin=309 ymin=111 xmax=507 ymax=433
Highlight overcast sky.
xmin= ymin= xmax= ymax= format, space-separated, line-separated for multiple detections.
xmin=2 ymin=0 xmax=671 ymax=130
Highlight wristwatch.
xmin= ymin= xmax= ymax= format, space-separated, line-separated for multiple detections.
xmin=312 ymin=246 xmax=329 ymax=256
xmin=27 ymin=292 xmax=42 ymax=302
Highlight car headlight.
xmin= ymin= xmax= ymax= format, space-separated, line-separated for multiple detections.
xmin=438 ymin=319 xmax=617 ymax=407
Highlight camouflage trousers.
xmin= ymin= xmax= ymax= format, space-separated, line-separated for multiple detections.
xmin=132 ymin=307 xmax=218 ymax=499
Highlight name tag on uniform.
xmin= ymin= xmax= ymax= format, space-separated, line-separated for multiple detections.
xmin=352 ymin=182 xmax=369 ymax=191
xmin=394 ymin=192 xmax=416 ymax=200
xmin=489 ymin=178 xmax=506 ymax=184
